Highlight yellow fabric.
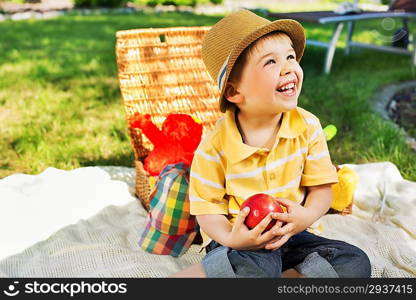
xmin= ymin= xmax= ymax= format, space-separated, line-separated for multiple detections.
xmin=331 ymin=166 xmax=359 ymax=211
xmin=189 ymin=106 xmax=339 ymax=247
xmin=148 ymin=176 xmax=158 ymax=191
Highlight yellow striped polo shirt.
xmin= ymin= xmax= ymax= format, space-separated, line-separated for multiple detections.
xmin=189 ymin=106 xmax=339 ymax=247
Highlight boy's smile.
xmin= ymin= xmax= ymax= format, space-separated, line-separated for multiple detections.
xmin=276 ymin=76 xmax=298 ymax=97
xmin=232 ymin=33 xmax=303 ymax=117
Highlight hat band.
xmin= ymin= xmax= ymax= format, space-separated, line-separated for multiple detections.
xmin=216 ymin=55 xmax=230 ymax=92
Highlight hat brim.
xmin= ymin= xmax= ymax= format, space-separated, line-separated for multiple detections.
xmin=219 ymin=19 xmax=306 ymax=113
xmin=139 ymin=221 xmax=197 ymax=257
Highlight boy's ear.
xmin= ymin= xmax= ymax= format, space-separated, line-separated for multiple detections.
xmin=224 ymin=82 xmax=243 ymax=104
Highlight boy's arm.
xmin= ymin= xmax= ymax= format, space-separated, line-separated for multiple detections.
xmin=196 ymin=214 xmax=232 ymax=246
xmin=302 ymin=183 xmax=333 ymax=221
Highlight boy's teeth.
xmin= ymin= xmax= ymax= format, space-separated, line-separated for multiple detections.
xmin=277 ymin=82 xmax=295 ymax=92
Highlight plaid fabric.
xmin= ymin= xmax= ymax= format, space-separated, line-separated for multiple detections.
xmin=139 ymin=162 xmax=198 ymax=257
xmin=140 ymin=222 xmax=197 ymax=257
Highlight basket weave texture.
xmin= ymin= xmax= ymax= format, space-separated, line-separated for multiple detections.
xmin=115 ymin=26 xmax=352 ymax=216
xmin=116 ymin=26 xmax=222 ymax=210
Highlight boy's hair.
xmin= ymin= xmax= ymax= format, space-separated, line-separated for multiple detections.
xmin=224 ymin=31 xmax=290 ymax=111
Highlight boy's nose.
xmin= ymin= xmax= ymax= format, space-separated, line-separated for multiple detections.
xmin=280 ymin=61 xmax=294 ymax=76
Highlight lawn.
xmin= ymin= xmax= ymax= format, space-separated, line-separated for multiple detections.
xmin=0 ymin=9 xmax=415 ymax=180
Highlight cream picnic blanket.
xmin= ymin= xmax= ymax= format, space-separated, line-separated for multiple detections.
xmin=0 ymin=162 xmax=415 ymax=277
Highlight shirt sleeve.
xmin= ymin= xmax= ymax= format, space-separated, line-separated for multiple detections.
xmin=189 ymin=138 xmax=228 ymax=216
xmin=301 ymin=120 xmax=339 ymax=187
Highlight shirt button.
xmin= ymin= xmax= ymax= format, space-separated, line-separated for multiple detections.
xmin=269 ymin=173 xmax=276 ymax=180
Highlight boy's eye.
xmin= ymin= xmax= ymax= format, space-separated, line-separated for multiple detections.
xmin=264 ymin=55 xmax=295 ymax=66
xmin=265 ymin=59 xmax=276 ymax=66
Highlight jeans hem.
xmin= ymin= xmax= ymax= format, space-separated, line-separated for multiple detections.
xmin=202 ymin=246 xmax=236 ymax=278
xmin=294 ymin=251 xmax=339 ymax=278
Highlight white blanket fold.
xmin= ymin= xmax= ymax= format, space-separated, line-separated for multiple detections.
xmin=0 ymin=162 xmax=415 ymax=277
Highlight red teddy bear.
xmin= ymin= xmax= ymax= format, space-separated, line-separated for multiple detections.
xmin=129 ymin=113 xmax=203 ymax=176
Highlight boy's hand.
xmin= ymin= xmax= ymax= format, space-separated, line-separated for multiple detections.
xmin=226 ymin=207 xmax=283 ymax=251
xmin=264 ymin=198 xmax=316 ymax=251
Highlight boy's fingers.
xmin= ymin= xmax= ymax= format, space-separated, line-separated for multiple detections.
xmin=263 ymin=236 xmax=281 ymax=248
xmin=265 ymin=234 xmax=290 ymax=250
xmin=259 ymin=226 xmax=276 ymax=242
xmin=253 ymin=213 xmax=273 ymax=235
xmin=264 ymin=236 xmax=280 ymax=249
xmin=274 ymin=198 xmax=295 ymax=209
xmin=261 ymin=221 xmax=284 ymax=241
xmin=272 ymin=211 xmax=291 ymax=223
xmin=270 ymin=220 xmax=283 ymax=232
xmin=271 ymin=223 xmax=293 ymax=236
xmin=235 ymin=207 xmax=250 ymax=229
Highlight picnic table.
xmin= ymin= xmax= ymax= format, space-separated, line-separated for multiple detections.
xmin=268 ymin=10 xmax=416 ymax=74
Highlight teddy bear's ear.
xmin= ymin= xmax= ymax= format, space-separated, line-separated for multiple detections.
xmin=130 ymin=114 xmax=167 ymax=147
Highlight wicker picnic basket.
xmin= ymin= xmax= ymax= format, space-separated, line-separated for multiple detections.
xmin=115 ymin=26 xmax=222 ymax=211
xmin=115 ymin=26 xmax=354 ymax=216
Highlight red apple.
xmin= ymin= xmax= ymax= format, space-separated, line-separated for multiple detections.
xmin=241 ymin=193 xmax=285 ymax=231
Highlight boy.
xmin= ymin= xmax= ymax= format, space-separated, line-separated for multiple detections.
xmin=171 ymin=9 xmax=371 ymax=278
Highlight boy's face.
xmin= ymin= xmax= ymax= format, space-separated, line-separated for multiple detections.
xmin=229 ymin=34 xmax=303 ymax=116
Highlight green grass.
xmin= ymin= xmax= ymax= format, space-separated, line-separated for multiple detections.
xmin=0 ymin=10 xmax=415 ymax=181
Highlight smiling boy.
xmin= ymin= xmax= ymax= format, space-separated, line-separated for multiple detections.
xmin=170 ymin=9 xmax=371 ymax=278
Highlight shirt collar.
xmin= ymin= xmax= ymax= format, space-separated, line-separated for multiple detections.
xmin=220 ymin=106 xmax=307 ymax=164
xmin=278 ymin=107 xmax=307 ymax=139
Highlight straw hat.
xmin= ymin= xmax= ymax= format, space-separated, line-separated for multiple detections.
xmin=202 ymin=9 xmax=306 ymax=113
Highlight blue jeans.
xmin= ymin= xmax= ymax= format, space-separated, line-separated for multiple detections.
xmin=202 ymin=230 xmax=371 ymax=278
